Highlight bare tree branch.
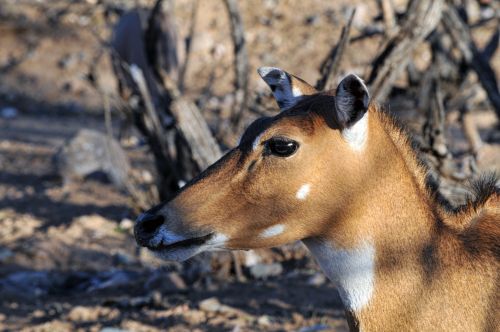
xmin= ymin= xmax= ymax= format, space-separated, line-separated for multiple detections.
xmin=178 ymin=0 xmax=199 ymax=92
xmin=378 ymin=0 xmax=397 ymax=37
xmin=224 ymin=0 xmax=250 ymax=129
xmin=368 ymin=0 xmax=444 ymax=102
xmin=160 ymin=72 xmax=222 ymax=170
xmin=316 ymin=8 xmax=356 ymax=91
xmin=442 ymin=4 xmax=500 ymax=119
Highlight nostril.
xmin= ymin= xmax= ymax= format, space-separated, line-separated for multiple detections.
xmin=138 ymin=213 xmax=165 ymax=234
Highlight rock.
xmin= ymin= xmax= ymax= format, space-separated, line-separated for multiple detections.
xmin=298 ymin=324 xmax=330 ymax=332
xmin=307 ymin=272 xmax=326 ymax=286
xmin=199 ymin=297 xmax=252 ymax=319
xmin=304 ymin=14 xmax=320 ymax=26
xmin=86 ymin=270 xmax=138 ymax=292
xmin=67 ymin=306 xmax=97 ymax=321
xmin=0 ymin=107 xmax=18 ymax=119
xmin=0 ymin=247 xmax=13 ymax=262
xmin=57 ymin=53 xmax=81 ymax=70
xmin=199 ymin=297 xmax=221 ymax=312
xmin=118 ymin=218 xmax=134 ymax=231
xmin=144 ymin=271 xmax=187 ymax=293
xmin=249 ymin=263 xmax=283 ymax=279
xmin=112 ymin=251 xmax=135 ymax=266
xmin=243 ymin=250 xmax=261 ymax=267
xmin=54 ymin=129 xmax=131 ymax=189
xmin=0 ymin=271 xmax=64 ymax=298
xmin=100 ymin=328 xmax=130 ymax=332
xmin=257 ymin=315 xmax=272 ymax=327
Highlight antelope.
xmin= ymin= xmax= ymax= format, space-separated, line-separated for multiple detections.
xmin=134 ymin=67 xmax=500 ymax=331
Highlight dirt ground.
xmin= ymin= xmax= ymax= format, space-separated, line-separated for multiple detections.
xmin=0 ymin=0 xmax=498 ymax=331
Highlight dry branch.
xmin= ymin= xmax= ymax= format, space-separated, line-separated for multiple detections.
xmin=367 ymin=0 xmax=444 ymax=102
xmin=462 ymin=110 xmax=483 ymax=155
xmin=160 ymin=73 xmax=223 ymax=170
xmin=224 ymin=0 xmax=250 ymax=129
xmin=316 ymin=8 xmax=356 ymax=91
xmin=178 ymin=0 xmax=199 ymax=92
xmin=145 ymin=0 xmax=180 ymax=84
xmin=378 ymin=0 xmax=397 ymax=37
xmin=482 ymin=26 xmax=499 ymax=62
xmin=442 ymin=4 xmax=500 ymax=119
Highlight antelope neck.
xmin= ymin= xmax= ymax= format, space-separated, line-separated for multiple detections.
xmin=303 ymin=112 xmax=436 ymax=330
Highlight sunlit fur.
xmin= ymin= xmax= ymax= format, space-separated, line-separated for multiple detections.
xmin=137 ymin=72 xmax=499 ymax=332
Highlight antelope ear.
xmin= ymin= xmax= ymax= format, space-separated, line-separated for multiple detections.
xmin=258 ymin=67 xmax=317 ymax=111
xmin=335 ymin=74 xmax=370 ymax=128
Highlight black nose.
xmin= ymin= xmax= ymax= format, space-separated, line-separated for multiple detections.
xmin=134 ymin=213 xmax=165 ymax=246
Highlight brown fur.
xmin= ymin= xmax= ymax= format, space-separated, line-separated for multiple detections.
xmin=137 ymin=75 xmax=499 ymax=331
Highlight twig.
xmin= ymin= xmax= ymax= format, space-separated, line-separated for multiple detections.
xmin=127 ymin=63 xmax=182 ymax=199
xmin=178 ymin=0 xmax=199 ymax=92
xmin=129 ymin=64 xmax=168 ymax=154
xmin=462 ymin=109 xmax=483 ymax=155
xmin=223 ymin=0 xmax=250 ymax=129
xmin=442 ymin=4 xmax=500 ymax=120
xmin=378 ymin=0 xmax=397 ymax=37
xmin=367 ymin=0 xmax=444 ymax=102
xmin=315 ymin=8 xmax=356 ymax=91
xmin=160 ymin=72 xmax=222 ymax=170
xmin=146 ymin=0 xmax=180 ymax=86
xmin=481 ymin=24 xmax=499 ymax=62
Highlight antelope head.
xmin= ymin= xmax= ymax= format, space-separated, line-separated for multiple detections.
xmin=134 ymin=67 xmax=370 ymax=261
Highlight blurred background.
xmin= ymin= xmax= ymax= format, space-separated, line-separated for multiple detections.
xmin=0 ymin=0 xmax=498 ymax=331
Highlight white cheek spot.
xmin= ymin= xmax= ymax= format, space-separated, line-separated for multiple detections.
xmin=342 ymin=113 xmax=368 ymax=151
xmin=296 ymin=183 xmax=311 ymax=200
xmin=259 ymin=224 xmax=285 ymax=238
xmin=292 ymin=85 xmax=303 ymax=97
xmin=252 ymin=132 xmax=264 ymax=151
xmin=303 ymin=239 xmax=375 ymax=312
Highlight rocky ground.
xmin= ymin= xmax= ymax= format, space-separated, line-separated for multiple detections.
xmin=0 ymin=0 xmax=498 ymax=331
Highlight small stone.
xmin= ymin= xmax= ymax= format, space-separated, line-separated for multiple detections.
xmin=141 ymin=170 xmax=153 ymax=184
xmin=119 ymin=218 xmax=134 ymax=231
xmin=298 ymin=324 xmax=330 ymax=332
xmin=307 ymin=272 xmax=326 ymax=286
xmin=1 ymin=107 xmax=18 ymax=119
xmin=249 ymin=263 xmax=283 ymax=279
xmin=243 ymin=250 xmax=261 ymax=267
xmin=257 ymin=315 xmax=272 ymax=327
xmin=0 ymin=247 xmax=13 ymax=262
xmin=100 ymin=328 xmax=130 ymax=332
xmin=305 ymin=14 xmax=320 ymax=26
xmin=144 ymin=271 xmax=186 ymax=293
xmin=32 ymin=309 xmax=45 ymax=318
xmin=112 ymin=251 xmax=135 ymax=266
xmin=86 ymin=271 xmax=135 ymax=292
xmin=54 ymin=129 xmax=131 ymax=189
xmin=167 ymin=272 xmax=187 ymax=290
xmin=150 ymin=290 xmax=162 ymax=306
xmin=199 ymin=297 xmax=221 ymax=312
xmin=67 ymin=306 xmax=96 ymax=321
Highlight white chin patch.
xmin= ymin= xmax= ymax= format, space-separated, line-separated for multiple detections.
xmin=296 ymin=183 xmax=311 ymax=200
xmin=303 ymin=238 xmax=375 ymax=312
xmin=342 ymin=113 xmax=368 ymax=151
xmin=151 ymin=233 xmax=229 ymax=262
xmin=259 ymin=224 xmax=285 ymax=238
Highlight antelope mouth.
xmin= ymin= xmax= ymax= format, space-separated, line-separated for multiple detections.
xmin=147 ymin=233 xmax=214 ymax=251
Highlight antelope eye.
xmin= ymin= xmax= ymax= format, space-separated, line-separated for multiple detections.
xmin=266 ymin=137 xmax=299 ymax=157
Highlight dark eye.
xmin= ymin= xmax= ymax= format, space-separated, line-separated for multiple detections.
xmin=266 ymin=137 xmax=299 ymax=157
